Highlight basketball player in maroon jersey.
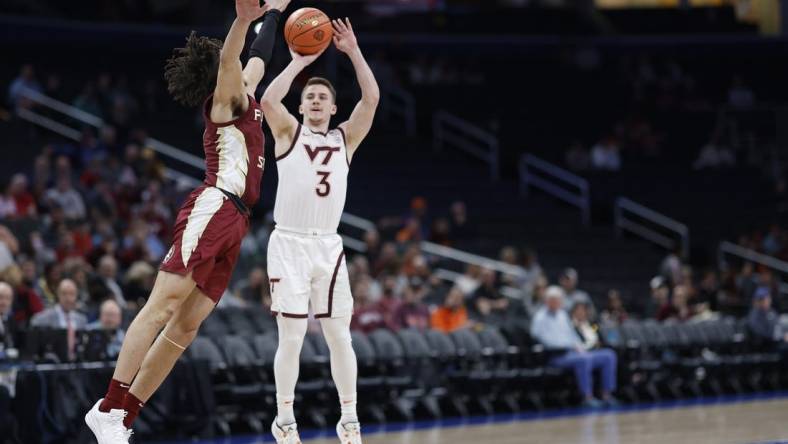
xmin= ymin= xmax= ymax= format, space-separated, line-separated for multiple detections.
xmin=85 ymin=1 xmax=290 ymax=442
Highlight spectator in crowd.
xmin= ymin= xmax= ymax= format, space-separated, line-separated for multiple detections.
xmin=590 ymin=136 xmax=621 ymax=171
xmin=377 ymin=275 xmax=402 ymax=330
xmin=45 ymin=176 xmax=86 ymax=222
xmin=1 ymin=265 xmax=44 ymax=328
xmin=660 ymin=247 xmax=683 ymax=286
xmin=234 ymin=266 xmax=269 ymax=306
xmin=373 ymin=242 xmax=400 ymax=277
xmin=657 ymin=284 xmax=692 ymax=322
xmin=30 ymin=278 xmax=87 ymax=329
xmin=35 ymin=262 xmax=63 ymax=307
xmin=449 ymin=200 xmax=475 ymax=241
xmin=455 ymin=264 xmax=482 ymax=296
xmin=350 ymin=278 xmax=388 ymax=334
xmin=31 ymin=278 xmax=87 ymax=361
xmin=122 ymin=261 xmax=155 ymax=307
xmin=498 ymin=246 xmax=520 ymax=287
xmin=761 ymin=224 xmax=783 ymax=256
xmin=530 ymin=286 xmax=618 ymax=408
xmin=0 ymin=227 xmax=18 ymax=273
xmin=521 ymin=247 xmax=543 ymax=284
xmin=393 ymin=277 xmax=430 ymax=331
xmin=0 ymin=282 xmax=19 ymax=351
xmin=747 ymin=287 xmax=788 ymax=348
xmin=87 ymin=299 xmax=125 ymax=358
xmin=560 ymin=268 xmax=596 ymax=319
xmin=431 ymin=286 xmax=469 ymax=333
xmin=8 ymin=64 xmax=41 ymax=109
xmin=429 ymin=218 xmax=451 ymax=246
xmin=525 ymin=274 xmax=548 ymax=316
xmin=571 ymin=301 xmax=599 ymax=350
xmin=736 ymin=262 xmax=758 ymax=302
xmin=363 ymin=229 xmax=381 ymax=265
xmin=471 ymin=268 xmax=509 ymax=323
xmin=693 ymin=270 xmax=720 ymax=312
xmin=601 ymin=289 xmax=628 ymax=325
xmin=88 ymin=255 xmax=126 ymax=309
xmin=1 ymin=174 xmax=37 ymax=219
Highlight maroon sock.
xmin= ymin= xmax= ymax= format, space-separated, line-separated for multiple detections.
xmin=121 ymin=392 xmax=144 ymax=429
xmin=99 ymin=379 xmax=130 ymax=413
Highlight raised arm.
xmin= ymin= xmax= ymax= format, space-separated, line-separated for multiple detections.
xmin=212 ymin=0 xmax=267 ymax=122
xmin=242 ymin=0 xmax=291 ymax=98
xmin=261 ymin=48 xmax=324 ymax=154
xmin=333 ymin=18 xmax=380 ymax=161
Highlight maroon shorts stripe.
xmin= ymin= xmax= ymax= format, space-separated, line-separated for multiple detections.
xmin=315 ymin=250 xmax=345 ymax=319
xmin=271 ymin=310 xmax=309 ymax=319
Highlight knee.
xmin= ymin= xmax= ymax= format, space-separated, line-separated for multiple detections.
xmin=169 ymin=317 xmax=201 ymax=344
xmin=138 ymin=296 xmax=180 ymax=330
xmin=602 ymin=348 xmax=617 ymax=365
xmin=278 ymin=327 xmax=307 ymax=348
xmin=323 ymin=325 xmax=352 ymax=350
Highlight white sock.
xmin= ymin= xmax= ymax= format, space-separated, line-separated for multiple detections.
xmin=340 ymin=393 xmax=358 ymax=425
xmin=319 ymin=316 xmax=359 ymax=425
xmin=276 ymin=394 xmax=296 ymax=426
xmin=274 ymin=317 xmax=307 ymax=426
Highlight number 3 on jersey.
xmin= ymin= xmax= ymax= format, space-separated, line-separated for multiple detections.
xmin=316 ymin=171 xmax=331 ymax=197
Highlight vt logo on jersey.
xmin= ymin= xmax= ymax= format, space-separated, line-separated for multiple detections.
xmin=304 ymin=145 xmax=340 ymax=165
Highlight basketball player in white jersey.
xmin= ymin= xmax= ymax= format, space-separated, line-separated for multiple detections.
xmin=260 ymin=17 xmax=379 ymax=444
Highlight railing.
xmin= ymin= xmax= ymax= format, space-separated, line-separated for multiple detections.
xmin=433 ymin=110 xmax=499 ymax=181
xmin=718 ymin=241 xmax=788 ymax=276
xmin=18 ymin=88 xmax=205 ymax=174
xmin=420 ymin=241 xmax=526 ymax=279
xmin=519 ymin=154 xmax=591 ymax=225
xmin=614 ymin=197 xmax=689 ymax=259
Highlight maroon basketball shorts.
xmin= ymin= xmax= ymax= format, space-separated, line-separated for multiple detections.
xmin=160 ymin=186 xmax=249 ymax=302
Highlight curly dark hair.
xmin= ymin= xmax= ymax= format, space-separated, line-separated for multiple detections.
xmin=164 ymin=31 xmax=223 ymax=107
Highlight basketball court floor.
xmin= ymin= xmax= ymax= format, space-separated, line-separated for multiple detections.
xmin=162 ymin=394 xmax=788 ymax=444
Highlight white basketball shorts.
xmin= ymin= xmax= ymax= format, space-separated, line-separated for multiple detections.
xmin=267 ymin=227 xmax=352 ymax=319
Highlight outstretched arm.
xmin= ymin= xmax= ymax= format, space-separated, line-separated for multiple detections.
xmin=333 ymin=18 xmax=380 ymax=161
xmin=213 ymin=0 xmax=267 ymax=121
xmin=243 ymin=0 xmax=291 ymax=98
xmin=261 ymin=48 xmax=325 ymax=154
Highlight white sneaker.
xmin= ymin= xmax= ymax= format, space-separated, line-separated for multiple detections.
xmin=271 ymin=417 xmax=301 ymax=444
xmin=84 ymin=399 xmax=134 ymax=444
xmin=336 ymin=421 xmax=363 ymax=444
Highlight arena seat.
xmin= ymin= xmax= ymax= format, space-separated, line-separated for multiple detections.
xmin=219 ymin=308 xmax=259 ymax=336
xmin=350 ymin=331 xmax=387 ymax=423
xmin=396 ymin=328 xmax=445 ymax=418
xmin=368 ymin=328 xmax=414 ymax=420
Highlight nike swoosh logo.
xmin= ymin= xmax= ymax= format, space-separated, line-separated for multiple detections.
xmin=120 ymin=384 xmax=130 ymax=388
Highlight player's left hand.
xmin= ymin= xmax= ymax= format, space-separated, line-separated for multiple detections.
xmin=236 ymin=0 xmax=268 ymax=22
xmin=332 ymin=18 xmax=358 ymax=54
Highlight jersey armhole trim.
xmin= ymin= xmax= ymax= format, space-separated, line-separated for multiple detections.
xmin=205 ymin=94 xmax=257 ymax=128
xmin=337 ymin=126 xmax=350 ymax=166
xmin=276 ymin=123 xmax=301 ymax=161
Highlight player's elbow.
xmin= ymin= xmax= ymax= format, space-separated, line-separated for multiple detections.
xmin=260 ymin=95 xmax=276 ymax=112
xmin=363 ymin=89 xmax=380 ymax=106
xmin=218 ymin=49 xmax=238 ymax=67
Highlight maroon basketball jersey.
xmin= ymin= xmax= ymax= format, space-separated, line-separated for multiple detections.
xmin=202 ymin=94 xmax=265 ymax=207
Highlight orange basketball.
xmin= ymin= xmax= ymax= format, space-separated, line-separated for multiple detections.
xmin=284 ymin=7 xmax=333 ymax=55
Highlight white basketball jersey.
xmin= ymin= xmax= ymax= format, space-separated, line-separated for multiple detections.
xmin=273 ymin=124 xmax=349 ymax=232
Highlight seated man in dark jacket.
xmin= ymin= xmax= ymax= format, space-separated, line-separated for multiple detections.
xmin=747 ymin=287 xmax=788 ymax=349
